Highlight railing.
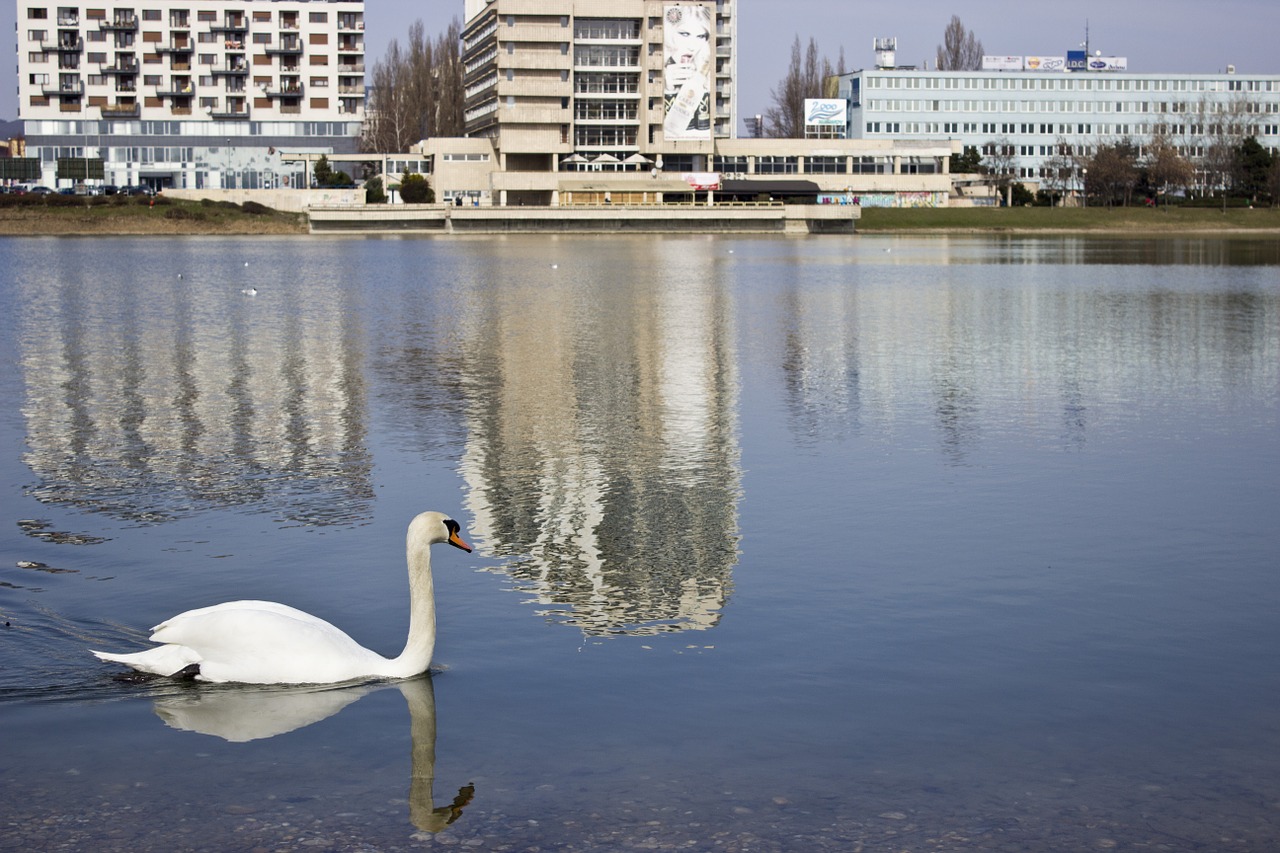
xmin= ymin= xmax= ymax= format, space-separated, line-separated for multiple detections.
xmin=44 ymin=81 xmax=85 ymax=95
xmin=101 ymin=103 xmax=140 ymax=117
xmin=264 ymin=43 xmax=304 ymax=55
xmin=100 ymin=17 xmax=138 ymax=32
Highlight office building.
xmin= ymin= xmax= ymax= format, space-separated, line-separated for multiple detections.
xmin=837 ymin=40 xmax=1280 ymax=193
xmin=461 ymin=0 xmax=738 ymax=174
xmin=14 ymin=0 xmax=365 ymax=190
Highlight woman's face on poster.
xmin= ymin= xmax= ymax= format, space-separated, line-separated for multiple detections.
xmin=665 ymin=8 xmax=710 ymax=67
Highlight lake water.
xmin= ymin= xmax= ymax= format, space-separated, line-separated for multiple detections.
xmin=1 ymin=233 xmax=1277 ymax=852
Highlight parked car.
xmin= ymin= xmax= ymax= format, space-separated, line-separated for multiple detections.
xmin=100 ymin=185 xmax=120 ymax=196
xmin=26 ymin=186 xmax=54 ymax=195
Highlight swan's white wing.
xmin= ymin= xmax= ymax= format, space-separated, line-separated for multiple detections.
xmin=146 ymin=601 xmax=391 ymax=684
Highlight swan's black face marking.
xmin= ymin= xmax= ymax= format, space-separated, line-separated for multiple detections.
xmin=174 ymin=663 xmax=202 ymax=680
xmin=443 ymin=518 xmax=473 ymax=553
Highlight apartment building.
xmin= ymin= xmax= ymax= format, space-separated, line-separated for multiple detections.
xmin=837 ymin=43 xmax=1280 ymax=194
xmin=461 ymin=0 xmax=737 ymax=175
xmin=15 ymin=0 xmax=365 ymax=190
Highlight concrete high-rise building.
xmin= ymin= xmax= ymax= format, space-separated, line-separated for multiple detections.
xmin=461 ymin=0 xmax=737 ymax=175
xmin=14 ymin=0 xmax=365 ymax=190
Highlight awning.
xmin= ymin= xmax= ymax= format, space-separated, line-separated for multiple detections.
xmin=719 ymin=179 xmax=822 ymax=197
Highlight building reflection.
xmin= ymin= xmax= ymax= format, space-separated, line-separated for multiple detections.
xmin=380 ymin=239 xmax=743 ymax=636
xmin=772 ymin=247 xmax=1279 ymax=458
xmin=17 ymin=254 xmax=373 ymax=526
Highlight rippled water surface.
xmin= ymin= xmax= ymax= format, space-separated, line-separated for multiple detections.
xmin=1 ymin=234 xmax=1277 ymax=851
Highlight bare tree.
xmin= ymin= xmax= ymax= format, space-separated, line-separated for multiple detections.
xmin=765 ymin=36 xmax=846 ymax=137
xmin=1144 ymin=127 xmax=1194 ymax=205
xmin=1087 ymin=139 xmax=1140 ymax=207
xmin=1040 ymin=137 xmax=1075 ymax=207
xmin=1196 ymin=93 xmax=1255 ymax=210
xmin=935 ymin=16 xmax=983 ymax=71
xmin=363 ymin=19 xmax=463 ymax=153
xmin=982 ymin=137 xmax=1017 ymax=205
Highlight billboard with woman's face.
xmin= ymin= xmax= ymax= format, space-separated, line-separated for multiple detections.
xmin=663 ymin=5 xmax=712 ymax=141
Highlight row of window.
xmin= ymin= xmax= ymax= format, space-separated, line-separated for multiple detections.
xmin=28 ymin=7 xmax=349 ymax=25
xmin=866 ymin=75 xmax=1278 ymax=93
xmin=864 ymin=99 xmax=1280 ymax=115
xmin=26 ymin=118 xmax=363 ymax=136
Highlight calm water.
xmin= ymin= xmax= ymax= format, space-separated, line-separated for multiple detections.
xmin=1 ymin=234 xmax=1277 ymax=852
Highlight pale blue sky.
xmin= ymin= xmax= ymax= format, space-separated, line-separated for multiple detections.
xmin=4 ymin=1 xmax=1276 ymax=124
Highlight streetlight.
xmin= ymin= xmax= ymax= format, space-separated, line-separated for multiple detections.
xmin=1081 ymin=167 xmax=1088 ymax=208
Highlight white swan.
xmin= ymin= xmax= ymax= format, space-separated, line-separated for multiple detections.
xmin=91 ymin=511 xmax=472 ymax=685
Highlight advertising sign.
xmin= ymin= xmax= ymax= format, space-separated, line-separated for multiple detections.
xmin=981 ymin=55 xmax=1023 ymax=71
xmin=804 ymin=99 xmax=848 ymax=127
xmin=1024 ymin=56 xmax=1066 ymax=72
xmin=663 ymin=5 xmax=713 ymax=141
xmin=1089 ymin=56 xmax=1128 ymax=72
xmin=682 ymin=172 xmax=721 ymax=191
xmin=1066 ymin=50 xmax=1087 ymax=71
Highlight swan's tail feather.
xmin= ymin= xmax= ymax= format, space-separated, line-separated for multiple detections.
xmin=91 ymin=645 xmax=201 ymax=677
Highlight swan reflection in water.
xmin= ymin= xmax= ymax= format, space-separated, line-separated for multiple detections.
xmin=149 ymin=676 xmax=473 ymax=833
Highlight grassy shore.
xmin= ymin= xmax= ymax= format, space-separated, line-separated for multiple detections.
xmin=0 ymin=195 xmax=307 ymax=236
xmin=2 ymin=194 xmax=1278 ymax=236
xmin=857 ymin=205 xmax=1280 ymax=233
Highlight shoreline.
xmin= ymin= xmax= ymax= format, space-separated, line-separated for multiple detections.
xmin=1 ymin=199 xmax=1278 ymax=237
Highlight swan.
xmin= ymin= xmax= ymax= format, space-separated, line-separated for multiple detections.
xmin=91 ymin=511 xmax=472 ymax=685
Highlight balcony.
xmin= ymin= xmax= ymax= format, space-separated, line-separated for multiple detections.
xmin=264 ymin=40 xmax=304 ymax=56
xmin=43 ymin=80 xmax=85 ymax=96
xmin=156 ymin=43 xmax=193 ymax=55
xmin=156 ymin=81 xmax=196 ymax=97
xmin=43 ymin=36 xmax=84 ymax=52
xmin=262 ymin=83 xmax=305 ymax=98
xmin=208 ymin=19 xmax=248 ymax=34
xmin=100 ymin=16 xmax=138 ymax=32
xmin=210 ymin=64 xmax=250 ymax=77
xmin=101 ymin=62 xmax=139 ymax=76
xmin=101 ymin=102 xmax=140 ymax=117
xmin=209 ymin=106 xmax=250 ymax=119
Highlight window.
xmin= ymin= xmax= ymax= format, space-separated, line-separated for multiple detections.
xmin=309 ymin=12 xmax=328 ymax=24
xmin=142 ymin=9 xmax=160 ymax=21
xmin=28 ymin=7 xmax=48 ymax=19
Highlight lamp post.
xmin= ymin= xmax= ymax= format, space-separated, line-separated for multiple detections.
xmin=226 ymin=138 xmax=232 ymax=190
xmin=1081 ymin=167 xmax=1088 ymax=209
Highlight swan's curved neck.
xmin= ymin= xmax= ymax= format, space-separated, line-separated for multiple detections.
xmin=387 ymin=534 xmax=436 ymax=678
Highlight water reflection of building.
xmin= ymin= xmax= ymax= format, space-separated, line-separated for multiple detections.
xmin=429 ymin=241 xmax=743 ymax=636
xmin=18 ymin=253 xmax=372 ymax=525
xmin=773 ymin=243 xmax=1280 ymax=458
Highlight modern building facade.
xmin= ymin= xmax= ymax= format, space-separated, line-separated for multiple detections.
xmin=14 ymin=0 xmax=365 ymax=190
xmin=837 ymin=44 xmax=1280 ymax=193
xmin=461 ymin=0 xmax=738 ymax=175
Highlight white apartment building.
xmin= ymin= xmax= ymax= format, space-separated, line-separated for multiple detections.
xmin=14 ymin=0 xmax=365 ymax=190
xmin=837 ymin=44 xmax=1280 ymax=194
xmin=462 ymin=0 xmax=738 ymax=175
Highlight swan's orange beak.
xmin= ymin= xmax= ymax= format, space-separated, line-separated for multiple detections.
xmin=448 ymin=530 xmax=473 ymax=552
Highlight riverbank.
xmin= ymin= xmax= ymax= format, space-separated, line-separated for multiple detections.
xmin=2 ymin=196 xmax=1278 ymax=235
xmin=857 ymin=205 xmax=1280 ymax=233
xmin=0 ymin=196 xmax=307 ymax=235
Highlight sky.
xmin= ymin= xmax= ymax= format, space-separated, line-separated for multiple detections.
xmin=4 ymin=0 xmax=1277 ymax=124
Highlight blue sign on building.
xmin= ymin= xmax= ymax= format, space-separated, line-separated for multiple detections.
xmin=1066 ymin=50 xmax=1087 ymax=71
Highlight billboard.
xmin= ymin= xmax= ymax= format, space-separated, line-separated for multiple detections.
xmin=1023 ymin=55 xmax=1066 ymax=72
xmin=804 ymin=99 xmax=848 ymax=127
xmin=1089 ymin=56 xmax=1128 ymax=72
xmin=981 ymin=55 xmax=1023 ymax=71
xmin=663 ymin=5 xmax=713 ymax=141
xmin=1066 ymin=50 xmax=1087 ymax=71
